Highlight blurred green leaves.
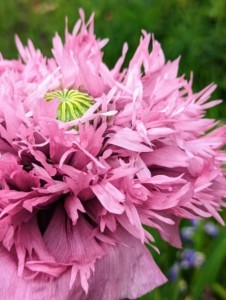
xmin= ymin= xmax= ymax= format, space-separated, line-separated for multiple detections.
xmin=191 ymin=225 xmax=226 ymax=299
xmin=138 ymin=221 xmax=226 ymax=299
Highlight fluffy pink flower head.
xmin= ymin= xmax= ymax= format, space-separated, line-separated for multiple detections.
xmin=0 ymin=9 xmax=226 ymax=300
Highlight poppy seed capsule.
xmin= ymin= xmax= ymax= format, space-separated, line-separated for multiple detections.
xmin=45 ymin=88 xmax=93 ymax=122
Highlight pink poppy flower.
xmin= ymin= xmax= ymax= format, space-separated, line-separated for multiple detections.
xmin=0 ymin=9 xmax=225 ymax=300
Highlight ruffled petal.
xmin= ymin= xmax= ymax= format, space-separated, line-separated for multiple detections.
xmin=85 ymin=226 xmax=167 ymax=300
xmin=0 ymin=226 xmax=167 ymax=300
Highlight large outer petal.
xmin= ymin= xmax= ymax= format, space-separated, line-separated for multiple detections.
xmin=0 ymin=226 xmax=166 ymax=300
xmin=0 ymin=245 xmax=84 ymax=300
xmin=87 ymin=226 xmax=167 ymax=300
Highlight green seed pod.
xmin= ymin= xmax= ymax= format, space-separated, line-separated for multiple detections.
xmin=45 ymin=88 xmax=93 ymax=122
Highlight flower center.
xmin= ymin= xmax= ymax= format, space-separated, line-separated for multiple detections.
xmin=45 ymin=88 xmax=93 ymax=122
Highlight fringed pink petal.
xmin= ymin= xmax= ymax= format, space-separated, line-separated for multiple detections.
xmin=86 ymin=226 xmax=167 ymax=300
xmin=43 ymin=204 xmax=105 ymax=290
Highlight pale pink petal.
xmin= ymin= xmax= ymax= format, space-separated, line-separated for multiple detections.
xmin=91 ymin=182 xmax=125 ymax=214
xmin=64 ymin=194 xmax=85 ymax=225
xmin=87 ymin=226 xmax=167 ymax=300
xmin=142 ymin=145 xmax=188 ymax=168
xmin=155 ymin=216 xmax=182 ymax=248
xmin=108 ymin=127 xmax=152 ymax=152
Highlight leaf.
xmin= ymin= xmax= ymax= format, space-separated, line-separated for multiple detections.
xmin=211 ymin=282 xmax=226 ymax=300
xmin=191 ymin=226 xmax=226 ymax=299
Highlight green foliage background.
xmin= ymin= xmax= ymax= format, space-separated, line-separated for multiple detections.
xmin=0 ymin=0 xmax=226 ymax=299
